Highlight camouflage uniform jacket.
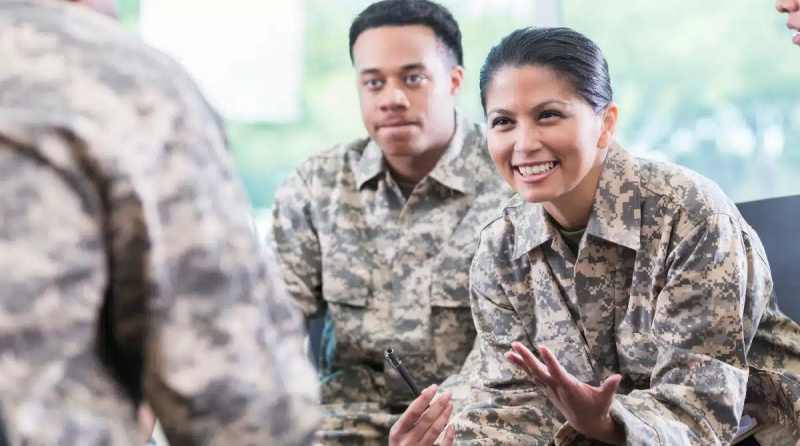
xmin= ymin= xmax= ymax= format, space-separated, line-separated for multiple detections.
xmin=456 ymin=143 xmax=800 ymax=445
xmin=0 ymin=1 xmax=319 ymax=444
xmin=272 ymin=112 xmax=512 ymax=441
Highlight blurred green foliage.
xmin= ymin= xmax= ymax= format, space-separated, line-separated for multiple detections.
xmin=120 ymin=0 xmax=799 ymax=209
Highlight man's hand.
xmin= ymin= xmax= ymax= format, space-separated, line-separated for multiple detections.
xmin=506 ymin=342 xmax=625 ymax=445
xmin=389 ymin=384 xmax=456 ymax=446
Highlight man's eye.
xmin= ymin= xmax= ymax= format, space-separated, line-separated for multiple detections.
xmin=406 ymin=74 xmax=425 ymax=85
xmin=364 ymin=79 xmax=383 ymax=89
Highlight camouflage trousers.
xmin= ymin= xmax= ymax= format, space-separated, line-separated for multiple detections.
xmin=313 ymin=402 xmax=400 ymax=446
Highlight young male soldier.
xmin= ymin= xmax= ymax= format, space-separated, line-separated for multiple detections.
xmin=0 ymin=0 xmax=319 ymax=444
xmin=271 ymin=0 xmax=511 ymax=444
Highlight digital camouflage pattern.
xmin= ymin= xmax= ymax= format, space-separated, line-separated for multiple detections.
xmin=272 ymin=112 xmax=512 ymax=445
xmin=0 ymin=0 xmax=319 ymax=444
xmin=456 ymin=143 xmax=800 ymax=445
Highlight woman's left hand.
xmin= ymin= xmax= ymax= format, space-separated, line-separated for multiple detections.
xmin=506 ymin=342 xmax=625 ymax=445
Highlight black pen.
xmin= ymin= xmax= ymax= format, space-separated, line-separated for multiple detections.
xmin=385 ymin=348 xmax=422 ymax=398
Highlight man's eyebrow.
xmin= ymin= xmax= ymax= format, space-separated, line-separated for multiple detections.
xmin=400 ymin=63 xmax=426 ymax=71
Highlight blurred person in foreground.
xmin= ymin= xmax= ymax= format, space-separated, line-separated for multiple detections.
xmin=452 ymin=26 xmax=800 ymax=445
xmin=270 ymin=0 xmax=511 ymax=444
xmin=0 ymin=0 xmax=319 ymax=444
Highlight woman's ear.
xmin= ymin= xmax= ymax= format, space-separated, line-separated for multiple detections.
xmin=598 ymin=103 xmax=618 ymax=149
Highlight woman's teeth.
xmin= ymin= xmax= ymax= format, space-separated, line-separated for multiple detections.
xmin=518 ymin=162 xmax=556 ymax=176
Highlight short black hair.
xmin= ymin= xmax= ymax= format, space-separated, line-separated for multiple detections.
xmin=348 ymin=0 xmax=463 ymax=67
xmin=479 ymin=27 xmax=612 ymax=114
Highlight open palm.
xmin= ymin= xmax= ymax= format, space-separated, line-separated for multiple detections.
xmin=506 ymin=342 xmax=625 ymax=445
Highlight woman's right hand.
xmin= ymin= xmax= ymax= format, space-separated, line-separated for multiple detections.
xmin=388 ymin=385 xmax=456 ymax=446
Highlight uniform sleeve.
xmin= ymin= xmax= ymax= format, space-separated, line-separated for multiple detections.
xmin=271 ymin=169 xmax=325 ymax=319
xmin=557 ymin=214 xmax=758 ymax=445
xmin=452 ymin=234 xmax=563 ymax=444
xmin=439 ymin=337 xmax=481 ymax=414
xmin=0 ymin=144 xmax=137 ymax=445
xmin=745 ymin=293 xmax=800 ymax=442
xmin=137 ymin=126 xmax=320 ymax=445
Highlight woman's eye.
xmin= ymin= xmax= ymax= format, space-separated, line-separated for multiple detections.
xmin=539 ymin=110 xmax=563 ymax=120
xmin=491 ymin=117 xmax=512 ymax=128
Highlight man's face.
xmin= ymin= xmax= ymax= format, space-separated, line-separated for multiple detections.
xmin=351 ymin=25 xmax=463 ymax=158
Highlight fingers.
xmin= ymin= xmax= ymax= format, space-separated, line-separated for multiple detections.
xmin=510 ymin=342 xmax=552 ymax=384
xmin=538 ymin=346 xmax=572 ymax=385
xmin=418 ymin=395 xmax=454 ymax=445
xmin=391 ymin=385 xmax=438 ymax=438
xmin=506 ymin=351 xmax=539 ymax=382
xmin=442 ymin=424 xmax=456 ymax=446
xmin=137 ymin=403 xmax=157 ymax=443
xmin=409 ymin=391 xmax=452 ymax=444
xmin=505 ymin=351 xmax=525 ymax=369
xmin=600 ymin=374 xmax=622 ymax=399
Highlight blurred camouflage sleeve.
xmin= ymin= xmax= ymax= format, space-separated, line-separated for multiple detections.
xmin=559 ymin=214 xmax=755 ymax=445
xmin=138 ymin=131 xmax=321 ymax=444
xmin=271 ymin=169 xmax=325 ymax=319
xmin=256 ymin=217 xmax=310 ymax=348
xmin=0 ymin=142 xmax=137 ymax=444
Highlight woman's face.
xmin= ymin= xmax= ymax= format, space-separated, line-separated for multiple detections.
xmin=485 ymin=65 xmax=616 ymax=204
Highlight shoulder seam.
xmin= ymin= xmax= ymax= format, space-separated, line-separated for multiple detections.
xmin=676 ymin=212 xmax=770 ymax=267
xmin=638 ymin=181 xmax=737 ymax=228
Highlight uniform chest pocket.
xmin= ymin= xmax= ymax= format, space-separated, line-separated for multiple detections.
xmin=320 ymin=254 xmax=372 ymax=308
xmin=535 ymin=335 xmax=597 ymax=384
xmin=430 ymin=278 xmax=473 ymax=332
xmin=319 ymin=265 xmax=378 ymax=366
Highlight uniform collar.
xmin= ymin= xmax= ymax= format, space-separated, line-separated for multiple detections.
xmin=354 ymin=110 xmax=479 ymax=195
xmin=510 ymin=143 xmax=642 ymax=260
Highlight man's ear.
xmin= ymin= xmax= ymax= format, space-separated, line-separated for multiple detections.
xmin=449 ymin=65 xmax=465 ymax=96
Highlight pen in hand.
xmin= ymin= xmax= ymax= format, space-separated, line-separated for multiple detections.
xmin=385 ymin=348 xmax=422 ymax=398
